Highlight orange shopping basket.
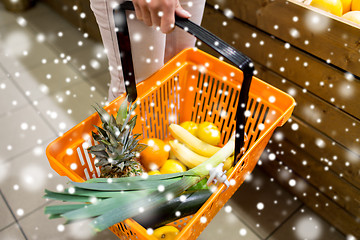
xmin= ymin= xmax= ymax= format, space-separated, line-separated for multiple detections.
xmin=46 ymin=2 xmax=295 ymax=239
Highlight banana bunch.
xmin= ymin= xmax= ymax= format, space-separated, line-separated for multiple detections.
xmin=168 ymin=123 xmax=234 ymax=170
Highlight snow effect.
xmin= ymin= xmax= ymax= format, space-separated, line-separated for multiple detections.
xmin=20 ymin=164 xmax=47 ymax=191
xmin=268 ymin=153 xmax=276 ymax=161
xmin=146 ymin=228 xmax=154 ymax=235
xmin=66 ymin=220 xmax=94 ymax=239
xmin=200 ymin=216 xmax=207 ymax=223
xmin=289 ymin=179 xmax=296 ymax=187
xmin=157 ymin=184 xmax=165 ymax=192
xmin=256 ymin=202 xmax=264 ymax=210
xmin=239 ymin=228 xmax=247 ymax=236
xmin=3 ymin=30 xmax=31 ymax=57
xmin=0 ymin=1 xmax=357 ymax=239
xmin=294 ymin=216 xmax=322 ymax=239
xmin=224 ymin=205 xmax=232 ymax=213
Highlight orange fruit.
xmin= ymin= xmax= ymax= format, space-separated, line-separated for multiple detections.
xmin=139 ymin=138 xmax=169 ymax=171
xmin=160 ymin=159 xmax=187 ymax=174
xmin=340 ymin=0 xmax=352 ymax=13
xmin=310 ymin=0 xmax=343 ymax=16
xmin=342 ymin=11 xmax=360 ymax=24
xmin=352 ymin=0 xmax=360 ymax=10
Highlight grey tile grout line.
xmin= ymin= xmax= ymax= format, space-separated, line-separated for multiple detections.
xmin=21 ymin=9 xmax=108 ymax=83
xmin=11 ymin=4 xmax=86 ymax=56
xmin=0 ymin=7 xmax=107 ymax=231
xmin=11 ymin=18 xmax=110 ymax=98
xmin=0 ymin=190 xmax=28 ymax=240
xmin=0 ymin=63 xmax=59 ymax=136
xmin=0 ymin=196 xmax=55 ymax=232
xmin=264 ymin=203 xmax=304 ymax=240
xmin=80 ymin=69 xmax=110 ymax=99
xmin=4 ymin=6 xmax=107 ymax=86
xmin=0 ymin=135 xmax=57 ymax=165
xmin=0 ymin=102 xmax=29 ymax=119
xmin=0 ymin=58 xmax=107 ymax=139
xmin=0 ymin=9 xmax=107 ymax=235
xmin=4 ymin=4 xmax=110 ymax=101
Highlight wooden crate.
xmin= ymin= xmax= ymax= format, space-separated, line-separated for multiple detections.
xmin=199 ymin=0 xmax=360 ymax=237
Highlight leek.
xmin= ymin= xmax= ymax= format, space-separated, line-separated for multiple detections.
xmin=43 ymin=134 xmax=235 ymax=233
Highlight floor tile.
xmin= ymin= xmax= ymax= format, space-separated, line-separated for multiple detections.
xmin=87 ymin=70 xmax=111 ymax=97
xmin=18 ymin=2 xmax=97 ymax=56
xmin=0 ymin=194 xmax=15 ymax=230
xmin=229 ymin=167 xmax=302 ymax=239
xmin=0 ymin=223 xmax=26 ymax=240
xmin=5 ymin=2 xmax=93 ymax=55
xmin=22 ymin=6 xmax=98 ymax=58
xmin=268 ymin=206 xmax=346 ymax=240
xmin=46 ymin=25 xmax=98 ymax=56
xmin=198 ymin=207 xmax=261 ymax=240
xmin=0 ymin=104 xmax=55 ymax=160
xmin=20 ymin=206 xmax=118 ymax=240
xmin=0 ymin=23 xmax=58 ymax=71
xmin=0 ymin=142 xmax=69 ymax=221
xmin=8 ymin=60 xmax=84 ymax=102
xmin=69 ymin=43 xmax=108 ymax=78
xmin=0 ymin=76 xmax=29 ymax=117
xmin=24 ymin=4 xmax=75 ymax=36
xmin=33 ymin=81 xmax=107 ymax=134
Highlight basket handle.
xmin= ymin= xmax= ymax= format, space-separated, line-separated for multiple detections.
xmin=114 ymin=2 xmax=254 ymax=164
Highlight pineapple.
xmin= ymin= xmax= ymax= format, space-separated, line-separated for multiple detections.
xmin=88 ymin=99 xmax=147 ymax=178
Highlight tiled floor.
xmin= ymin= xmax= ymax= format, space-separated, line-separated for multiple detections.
xmin=0 ymin=2 xmax=347 ymax=240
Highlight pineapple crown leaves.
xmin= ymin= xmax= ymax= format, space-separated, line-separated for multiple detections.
xmin=88 ymin=98 xmax=147 ymax=170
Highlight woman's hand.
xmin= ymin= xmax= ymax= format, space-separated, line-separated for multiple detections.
xmin=132 ymin=0 xmax=192 ymax=33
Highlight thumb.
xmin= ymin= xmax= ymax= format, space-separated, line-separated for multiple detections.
xmin=174 ymin=2 xmax=192 ymax=18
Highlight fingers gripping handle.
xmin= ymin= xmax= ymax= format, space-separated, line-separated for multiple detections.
xmin=116 ymin=2 xmax=254 ymax=164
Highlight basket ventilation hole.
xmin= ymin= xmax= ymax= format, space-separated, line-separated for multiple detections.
xmin=84 ymin=168 xmax=90 ymax=180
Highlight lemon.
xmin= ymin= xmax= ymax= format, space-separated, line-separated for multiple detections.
xmin=153 ymin=226 xmax=179 ymax=240
xmin=160 ymin=159 xmax=187 ymax=174
xmin=197 ymin=122 xmax=221 ymax=146
xmin=310 ymin=0 xmax=343 ymax=16
xmin=223 ymin=156 xmax=234 ymax=171
xmin=180 ymin=121 xmax=198 ymax=136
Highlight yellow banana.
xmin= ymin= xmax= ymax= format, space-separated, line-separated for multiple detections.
xmin=169 ymin=140 xmax=233 ymax=169
xmin=169 ymin=124 xmax=221 ymax=157
xmin=168 ymin=140 xmax=208 ymax=168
